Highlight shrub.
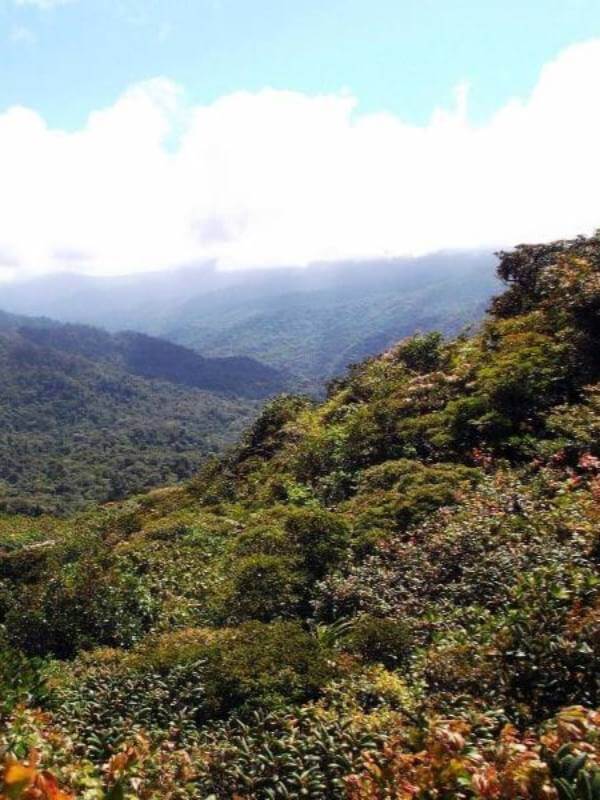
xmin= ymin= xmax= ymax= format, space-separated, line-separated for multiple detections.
xmin=54 ymin=621 xmax=334 ymax=742
xmin=228 ymin=524 xmax=290 ymax=558
xmin=49 ymin=652 xmax=206 ymax=760
xmin=345 ymin=706 xmax=600 ymax=800
xmin=238 ymin=395 xmax=313 ymax=460
xmin=0 ymin=648 xmax=48 ymax=717
xmin=343 ymin=615 xmax=414 ymax=669
xmin=201 ymin=621 xmax=333 ymax=716
xmin=283 ymin=507 xmax=351 ymax=580
xmin=194 ymin=706 xmax=389 ymax=800
xmin=217 ymin=554 xmax=305 ymax=623
xmin=347 ymin=459 xmax=480 ymax=533
xmin=393 ymin=331 xmax=445 ymax=373
xmin=4 ymin=553 xmax=157 ymax=657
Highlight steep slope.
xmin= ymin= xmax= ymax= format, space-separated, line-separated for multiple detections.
xmin=0 ymin=316 xmax=275 ymax=514
xmin=1 ymin=234 xmax=599 ymax=799
xmin=1 ymin=252 xmax=499 ymax=387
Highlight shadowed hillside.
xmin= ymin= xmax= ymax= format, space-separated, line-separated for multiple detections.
xmin=17 ymin=323 xmax=287 ymax=398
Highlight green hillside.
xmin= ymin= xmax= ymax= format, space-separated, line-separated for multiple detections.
xmin=0 ymin=318 xmax=272 ymax=514
xmin=1 ymin=234 xmax=599 ymax=799
xmin=17 ymin=322 xmax=287 ymax=399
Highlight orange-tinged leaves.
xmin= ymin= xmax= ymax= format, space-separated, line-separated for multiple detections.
xmin=2 ymin=763 xmax=36 ymax=799
xmin=37 ymin=772 xmax=73 ymax=800
xmin=0 ymin=755 xmax=74 ymax=800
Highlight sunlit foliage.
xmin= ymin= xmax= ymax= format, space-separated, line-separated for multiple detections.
xmin=0 ymin=233 xmax=599 ymax=797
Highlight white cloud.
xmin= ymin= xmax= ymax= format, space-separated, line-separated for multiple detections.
xmin=0 ymin=39 xmax=599 ymax=279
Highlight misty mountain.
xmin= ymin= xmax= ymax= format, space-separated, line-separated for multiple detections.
xmin=0 ymin=252 xmax=500 ymax=389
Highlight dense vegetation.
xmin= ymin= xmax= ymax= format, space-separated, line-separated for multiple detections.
xmin=17 ymin=324 xmax=286 ymax=398
xmin=0 ymin=317 xmax=269 ymax=514
xmin=1 ymin=234 xmax=599 ymax=799
xmin=1 ymin=252 xmax=498 ymax=390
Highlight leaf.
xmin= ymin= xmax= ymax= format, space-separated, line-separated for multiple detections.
xmin=2 ymin=763 xmax=36 ymax=799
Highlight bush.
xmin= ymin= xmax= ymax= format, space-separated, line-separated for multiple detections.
xmin=393 ymin=331 xmax=445 ymax=373
xmin=4 ymin=553 xmax=157 ymax=657
xmin=343 ymin=615 xmax=413 ymax=668
xmin=345 ymin=706 xmax=600 ymax=800
xmin=70 ymin=622 xmax=333 ymax=725
xmin=217 ymin=554 xmax=305 ymax=623
xmin=49 ymin=652 xmax=206 ymax=760
xmin=201 ymin=621 xmax=333 ymax=715
xmin=347 ymin=459 xmax=480 ymax=533
xmin=238 ymin=395 xmax=313 ymax=460
xmin=194 ymin=706 xmax=389 ymax=800
xmin=283 ymin=507 xmax=351 ymax=580
xmin=0 ymin=647 xmax=48 ymax=717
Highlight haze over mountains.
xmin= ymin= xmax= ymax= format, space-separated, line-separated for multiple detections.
xmin=3 ymin=2 xmax=600 ymax=794
xmin=1 ymin=251 xmax=499 ymax=388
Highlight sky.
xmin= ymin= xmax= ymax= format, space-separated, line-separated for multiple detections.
xmin=1 ymin=0 xmax=600 ymax=279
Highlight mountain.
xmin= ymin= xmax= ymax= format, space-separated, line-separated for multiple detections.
xmin=0 ymin=313 xmax=284 ymax=514
xmin=1 ymin=233 xmax=599 ymax=799
xmin=0 ymin=251 xmax=499 ymax=389
xmin=17 ymin=323 xmax=286 ymax=398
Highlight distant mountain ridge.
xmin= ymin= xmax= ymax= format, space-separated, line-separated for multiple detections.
xmin=0 ymin=251 xmax=500 ymax=389
xmin=17 ymin=323 xmax=287 ymax=399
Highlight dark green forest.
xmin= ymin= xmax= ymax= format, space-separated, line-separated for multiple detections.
xmin=0 ymin=319 xmax=274 ymax=514
xmin=16 ymin=324 xmax=286 ymax=398
xmin=1 ymin=234 xmax=599 ymax=799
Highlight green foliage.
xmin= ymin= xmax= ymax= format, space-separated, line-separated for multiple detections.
xmin=282 ymin=507 xmax=351 ymax=579
xmin=193 ymin=706 xmax=388 ymax=799
xmin=1 ymin=233 xmax=600 ymax=799
xmin=393 ymin=331 xmax=445 ymax=373
xmin=237 ymin=395 xmax=313 ymax=460
xmin=217 ymin=554 xmax=305 ymax=623
xmin=199 ymin=621 xmax=333 ymax=716
xmin=215 ymin=508 xmax=352 ymax=623
xmin=346 ymin=459 xmax=480 ymax=533
xmin=0 ymin=647 xmax=48 ymax=717
xmin=50 ymin=653 xmax=207 ymax=759
xmin=0 ymin=321 xmax=260 ymax=514
xmin=4 ymin=549 xmax=158 ymax=657
xmin=342 ymin=615 xmax=413 ymax=668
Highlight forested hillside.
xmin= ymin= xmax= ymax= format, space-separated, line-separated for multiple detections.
xmin=17 ymin=323 xmax=286 ymax=398
xmin=1 ymin=234 xmax=599 ymax=799
xmin=1 ymin=252 xmax=498 ymax=388
xmin=0 ymin=315 xmax=280 ymax=514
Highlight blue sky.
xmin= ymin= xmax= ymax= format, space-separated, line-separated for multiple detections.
xmin=0 ymin=0 xmax=600 ymax=278
xmin=3 ymin=0 xmax=600 ymax=129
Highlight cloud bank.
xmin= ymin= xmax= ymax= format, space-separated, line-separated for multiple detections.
xmin=1 ymin=39 xmax=599 ymax=279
